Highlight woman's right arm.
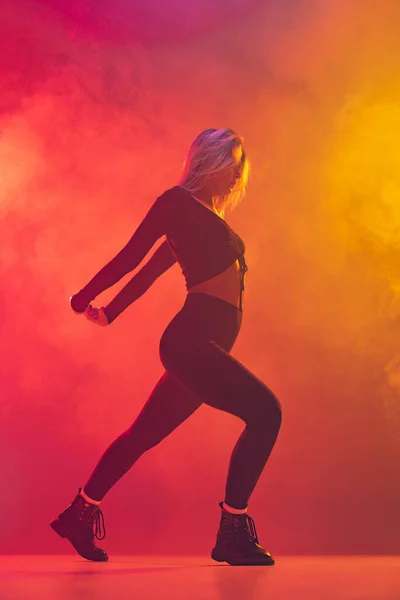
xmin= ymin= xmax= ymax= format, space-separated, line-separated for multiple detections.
xmin=103 ymin=240 xmax=177 ymax=323
xmin=71 ymin=191 xmax=172 ymax=313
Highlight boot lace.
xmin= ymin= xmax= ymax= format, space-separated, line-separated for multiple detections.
xmin=89 ymin=507 xmax=106 ymax=541
xmin=234 ymin=513 xmax=259 ymax=545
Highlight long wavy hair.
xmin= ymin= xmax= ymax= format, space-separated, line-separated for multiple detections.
xmin=178 ymin=128 xmax=250 ymax=219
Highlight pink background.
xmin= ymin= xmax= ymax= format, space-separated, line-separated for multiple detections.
xmin=1 ymin=0 xmax=399 ymax=555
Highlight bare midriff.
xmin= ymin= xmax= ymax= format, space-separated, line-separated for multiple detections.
xmin=187 ymin=259 xmax=243 ymax=310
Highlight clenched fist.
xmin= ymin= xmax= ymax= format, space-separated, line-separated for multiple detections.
xmin=70 ymin=292 xmax=90 ymax=314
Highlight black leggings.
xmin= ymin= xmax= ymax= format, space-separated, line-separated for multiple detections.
xmin=84 ymin=293 xmax=282 ymax=509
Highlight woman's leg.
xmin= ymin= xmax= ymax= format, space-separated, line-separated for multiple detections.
xmin=83 ymin=371 xmax=202 ymax=501
xmin=160 ymin=337 xmax=282 ymax=510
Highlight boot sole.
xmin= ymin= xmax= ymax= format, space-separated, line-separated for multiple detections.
xmin=211 ymin=548 xmax=275 ymax=566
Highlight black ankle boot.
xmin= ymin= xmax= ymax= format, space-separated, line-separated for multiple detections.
xmin=211 ymin=502 xmax=275 ymax=566
xmin=50 ymin=488 xmax=109 ymax=562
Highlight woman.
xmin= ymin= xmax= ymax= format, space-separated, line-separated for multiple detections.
xmin=50 ymin=128 xmax=282 ymax=566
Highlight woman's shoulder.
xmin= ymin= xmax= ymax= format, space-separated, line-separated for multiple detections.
xmin=156 ymin=185 xmax=192 ymax=212
xmin=160 ymin=185 xmax=189 ymax=199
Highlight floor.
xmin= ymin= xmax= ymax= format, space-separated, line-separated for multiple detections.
xmin=0 ymin=555 xmax=399 ymax=600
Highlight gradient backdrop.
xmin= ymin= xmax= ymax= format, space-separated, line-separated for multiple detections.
xmin=1 ymin=0 xmax=399 ymax=555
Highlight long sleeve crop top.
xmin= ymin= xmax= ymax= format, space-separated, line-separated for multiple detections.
xmin=72 ymin=185 xmax=248 ymax=322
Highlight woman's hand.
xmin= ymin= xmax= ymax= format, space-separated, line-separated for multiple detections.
xmin=70 ymin=295 xmax=109 ymax=326
xmin=83 ymin=305 xmax=109 ymax=326
xmin=70 ymin=293 xmax=90 ymax=314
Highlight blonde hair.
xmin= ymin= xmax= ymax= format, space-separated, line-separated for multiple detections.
xmin=178 ymin=128 xmax=250 ymax=218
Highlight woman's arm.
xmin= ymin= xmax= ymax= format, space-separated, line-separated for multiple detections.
xmin=71 ymin=191 xmax=171 ymax=313
xmin=103 ymin=240 xmax=177 ymax=323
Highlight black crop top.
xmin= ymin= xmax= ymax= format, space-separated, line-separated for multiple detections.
xmin=72 ymin=185 xmax=248 ymax=322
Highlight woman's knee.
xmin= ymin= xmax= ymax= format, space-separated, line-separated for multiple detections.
xmin=248 ymin=389 xmax=282 ymax=429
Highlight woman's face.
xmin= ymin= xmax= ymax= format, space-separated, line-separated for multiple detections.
xmin=206 ymin=144 xmax=244 ymax=197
